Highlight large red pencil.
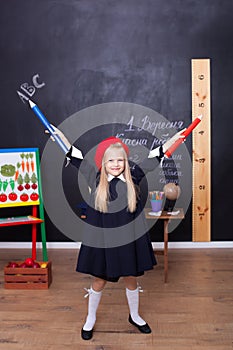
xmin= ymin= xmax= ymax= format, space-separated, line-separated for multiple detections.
xmin=164 ymin=115 xmax=203 ymax=158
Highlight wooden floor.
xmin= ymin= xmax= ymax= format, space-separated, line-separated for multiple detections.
xmin=0 ymin=248 xmax=233 ymax=350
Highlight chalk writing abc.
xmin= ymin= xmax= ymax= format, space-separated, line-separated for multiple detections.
xmin=17 ymin=74 xmax=45 ymax=103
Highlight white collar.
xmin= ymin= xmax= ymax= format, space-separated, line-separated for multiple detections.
xmin=107 ymin=173 xmax=126 ymax=182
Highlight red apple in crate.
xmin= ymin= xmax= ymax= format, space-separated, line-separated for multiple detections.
xmin=32 ymin=262 xmax=41 ymax=268
xmin=24 ymin=258 xmax=34 ymax=267
xmin=8 ymin=261 xmax=19 ymax=268
xmin=19 ymin=262 xmax=27 ymax=268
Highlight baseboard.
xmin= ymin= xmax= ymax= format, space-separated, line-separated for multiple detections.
xmin=1 ymin=241 xmax=233 ymax=249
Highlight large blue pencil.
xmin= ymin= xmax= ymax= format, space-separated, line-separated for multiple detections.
xmin=28 ymin=100 xmax=69 ymax=154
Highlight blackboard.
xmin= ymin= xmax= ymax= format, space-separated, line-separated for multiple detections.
xmin=0 ymin=0 xmax=233 ymax=242
xmin=39 ymin=104 xmax=192 ymax=243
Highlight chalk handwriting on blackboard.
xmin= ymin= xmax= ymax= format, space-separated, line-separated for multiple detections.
xmin=125 ymin=115 xmax=184 ymax=136
xmin=115 ymin=114 xmax=186 ymax=185
xmin=116 ymin=114 xmax=184 ymax=153
xmin=17 ymin=73 xmax=45 ymax=104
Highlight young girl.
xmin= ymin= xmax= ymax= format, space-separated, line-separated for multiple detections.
xmin=49 ymin=127 xmax=182 ymax=340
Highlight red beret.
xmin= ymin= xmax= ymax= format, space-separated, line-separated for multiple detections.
xmin=94 ymin=136 xmax=129 ymax=169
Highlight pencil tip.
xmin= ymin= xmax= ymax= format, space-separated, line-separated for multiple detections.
xmin=28 ymin=100 xmax=36 ymax=108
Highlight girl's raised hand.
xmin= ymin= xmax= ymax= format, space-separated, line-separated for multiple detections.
xmin=148 ymin=128 xmax=186 ymax=159
xmin=162 ymin=128 xmax=186 ymax=153
xmin=45 ymin=125 xmax=72 ymax=150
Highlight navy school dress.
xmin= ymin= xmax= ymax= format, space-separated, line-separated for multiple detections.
xmin=68 ymin=148 xmax=161 ymax=282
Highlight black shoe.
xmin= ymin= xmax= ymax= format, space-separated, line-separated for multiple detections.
xmin=81 ymin=328 xmax=93 ymax=340
xmin=128 ymin=315 xmax=152 ymax=334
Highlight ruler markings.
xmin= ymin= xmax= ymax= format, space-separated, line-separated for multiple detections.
xmin=191 ymin=59 xmax=211 ymax=242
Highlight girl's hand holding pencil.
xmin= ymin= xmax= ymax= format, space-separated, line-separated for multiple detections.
xmin=162 ymin=129 xmax=186 ymax=154
xmin=45 ymin=125 xmax=84 ymax=160
xmin=45 ymin=124 xmax=72 ymax=150
xmin=148 ymin=128 xmax=186 ymax=159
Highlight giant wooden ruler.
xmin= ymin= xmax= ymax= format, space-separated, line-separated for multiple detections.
xmin=191 ymin=59 xmax=211 ymax=242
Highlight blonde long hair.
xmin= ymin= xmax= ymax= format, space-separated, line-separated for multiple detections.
xmin=95 ymin=143 xmax=137 ymax=213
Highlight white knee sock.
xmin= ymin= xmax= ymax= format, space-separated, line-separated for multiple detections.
xmin=83 ymin=287 xmax=102 ymax=331
xmin=126 ymin=287 xmax=146 ymax=326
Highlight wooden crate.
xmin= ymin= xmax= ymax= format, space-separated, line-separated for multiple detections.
xmin=4 ymin=261 xmax=52 ymax=289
